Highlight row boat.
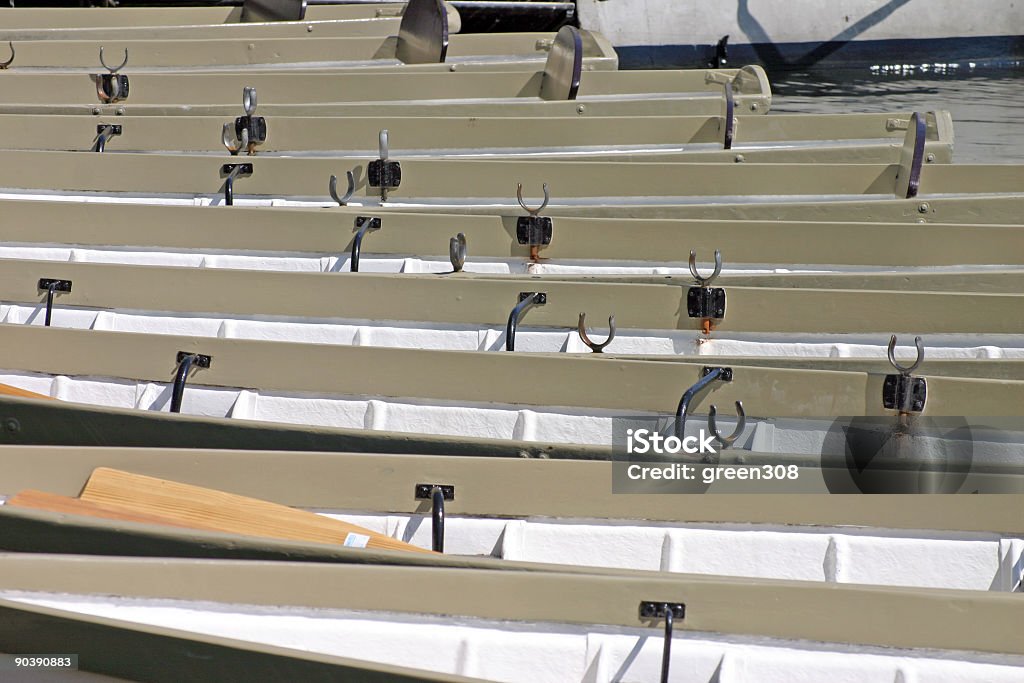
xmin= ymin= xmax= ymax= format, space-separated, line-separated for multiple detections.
xmin=0 ymin=552 xmax=1019 ymax=682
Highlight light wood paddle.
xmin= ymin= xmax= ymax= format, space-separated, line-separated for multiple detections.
xmin=0 ymin=383 xmax=52 ymax=400
xmin=7 ymin=489 xmax=199 ymax=529
xmin=27 ymin=467 xmax=431 ymax=554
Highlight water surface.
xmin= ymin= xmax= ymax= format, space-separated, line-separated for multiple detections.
xmin=769 ymin=66 xmax=1024 ymax=163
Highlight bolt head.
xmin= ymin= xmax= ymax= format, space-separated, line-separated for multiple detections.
xmin=750 ymin=103 xmax=759 ymax=111
xmin=917 ymin=202 xmax=930 ymax=214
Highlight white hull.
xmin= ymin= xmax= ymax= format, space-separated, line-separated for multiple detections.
xmin=7 ymin=590 xmax=1024 ymax=683
xmin=577 ymin=0 xmax=1024 ymax=68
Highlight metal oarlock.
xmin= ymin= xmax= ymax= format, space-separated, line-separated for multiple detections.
xmin=222 ymin=87 xmax=266 ymax=156
xmin=516 ymin=182 xmax=552 ymax=261
xmin=884 ymin=334 xmax=927 ymax=416
xmin=367 ymin=130 xmax=401 ymax=202
xmin=449 ymin=233 xmax=467 ymax=272
xmin=577 ymin=313 xmax=615 ymax=353
xmin=96 ymin=47 xmax=129 ymax=104
xmin=708 ymin=401 xmax=746 ymax=448
xmin=329 ymin=171 xmax=356 ymax=206
xmin=0 ymin=42 xmax=14 ymax=70
xmin=687 ymin=249 xmax=726 ymax=334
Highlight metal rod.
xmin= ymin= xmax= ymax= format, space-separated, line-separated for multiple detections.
xmin=224 ymin=168 xmax=237 ymax=206
xmin=723 ymin=81 xmax=735 ymax=150
xmin=505 ymin=292 xmax=545 ymax=352
xmin=350 ymin=217 xmax=381 ymax=273
xmin=904 ymin=112 xmax=927 ymax=199
xmin=43 ymin=283 xmax=56 ymax=327
xmin=430 ymin=485 xmax=445 ymax=553
xmin=170 ymin=353 xmax=196 ymax=414
xmin=660 ymin=603 xmax=673 ymax=683
xmin=675 ymin=367 xmax=726 ymax=438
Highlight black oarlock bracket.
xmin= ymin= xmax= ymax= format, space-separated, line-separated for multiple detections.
xmin=639 ymin=602 xmax=686 ymax=683
xmin=221 ymin=163 xmax=253 ymax=206
xmin=350 ymin=216 xmax=382 ymax=272
xmin=37 ymin=278 xmax=72 ymax=327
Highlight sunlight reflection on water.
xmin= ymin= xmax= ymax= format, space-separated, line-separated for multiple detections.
xmin=769 ymin=66 xmax=1024 ymax=163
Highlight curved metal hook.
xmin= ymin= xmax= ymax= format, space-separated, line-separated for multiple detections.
xmin=0 ymin=42 xmax=14 ymax=70
xmin=93 ymin=124 xmax=116 ymax=153
xmin=516 ymin=182 xmax=550 ymax=216
xmin=887 ymin=334 xmax=924 ymax=374
xmin=171 ymin=354 xmax=198 ymax=414
xmin=221 ymin=123 xmax=249 ymax=156
xmin=99 ymin=46 xmax=128 ymax=73
xmin=675 ymin=366 xmax=729 ymax=439
xmin=350 ymin=216 xmax=381 ymax=273
xmin=430 ymin=485 xmax=445 ymax=553
xmin=577 ymin=313 xmax=615 ymax=353
xmin=708 ymin=401 xmax=745 ymax=448
xmin=329 ymin=171 xmax=355 ymax=206
xmin=242 ymin=86 xmax=257 ymax=116
xmin=660 ymin=604 xmax=674 ymax=683
xmin=449 ymin=232 xmax=467 ymax=272
xmin=506 ymin=292 xmax=545 ymax=352
xmin=688 ymin=249 xmax=723 ymax=286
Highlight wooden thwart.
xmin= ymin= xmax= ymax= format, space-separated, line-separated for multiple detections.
xmin=8 ymin=467 xmax=429 ymax=554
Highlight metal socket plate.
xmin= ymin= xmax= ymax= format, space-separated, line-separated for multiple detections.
xmin=37 ymin=279 xmax=72 ymax=293
xmin=516 ymin=215 xmax=553 ymax=246
xmin=639 ymin=602 xmax=686 ymax=619
xmin=415 ymin=484 xmax=455 ymax=500
xmin=175 ymin=352 xmax=212 ymax=369
xmin=882 ymin=374 xmax=927 ymax=412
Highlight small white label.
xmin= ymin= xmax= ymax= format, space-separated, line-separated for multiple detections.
xmin=343 ymin=533 xmax=370 ymax=549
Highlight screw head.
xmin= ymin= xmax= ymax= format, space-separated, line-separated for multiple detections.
xmin=750 ymin=103 xmax=759 ymax=111
xmin=734 ymin=154 xmax=745 ymax=163
xmin=91 ymin=108 xmax=101 ymax=115
xmin=576 ymin=104 xmax=585 ymax=114
xmin=307 ymin=25 xmax=314 ymax=32
xmin=926 ymin=153 xmax=935 ymax=163
xmin=115 ymin=107 xmax=125 ymax=115
xmin=4 ymin=418 xmax=19 ymax=433
xmin=917 ymin=202 xmax=930 ymax=214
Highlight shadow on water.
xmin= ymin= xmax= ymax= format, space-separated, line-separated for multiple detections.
xmin=768 ymin=64 xmax=1024 ymax=163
